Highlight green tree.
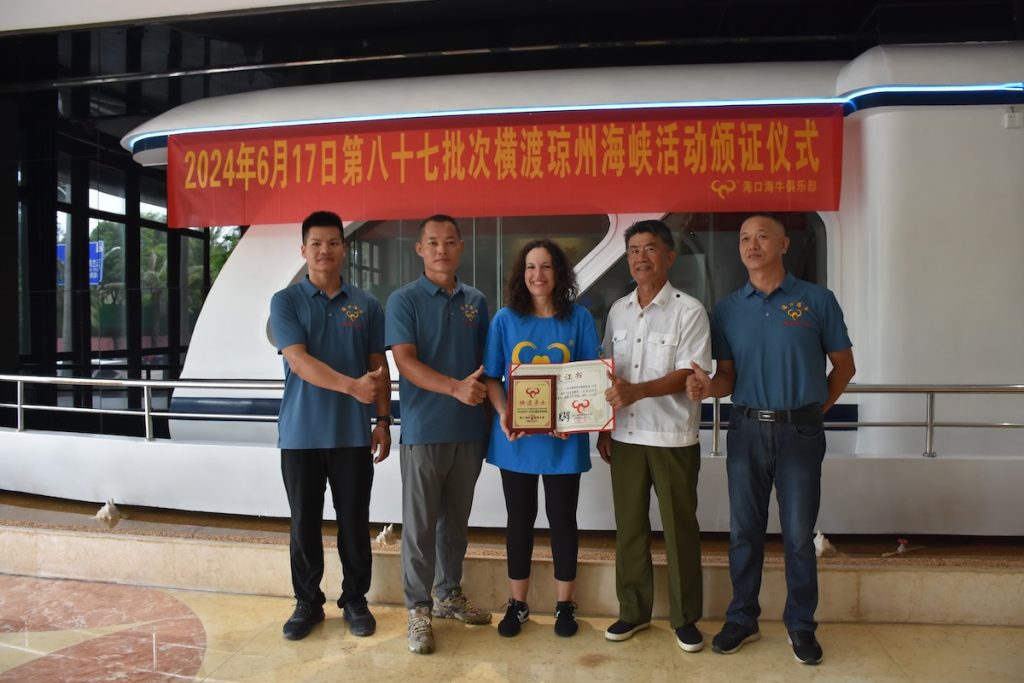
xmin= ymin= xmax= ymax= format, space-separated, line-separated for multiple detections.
xmin=183 ymin=227 xmax=240 ymax=343
xmin=89 ymin=220 xmax=126 ymax=343
xmin=210 ymin=226 xmax=241 ymax=283
xmin=140 ymin=227 xmax=168 ymax=346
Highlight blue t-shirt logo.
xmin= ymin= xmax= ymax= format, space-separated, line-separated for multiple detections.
xmin=511 ymin=340 xmax=571 ymax=364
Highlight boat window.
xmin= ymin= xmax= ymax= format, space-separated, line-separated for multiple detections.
xmin=580 ymin=212 xmax=827 ymax=339
xmin=345 ymin=215 xmax=610 ymax=313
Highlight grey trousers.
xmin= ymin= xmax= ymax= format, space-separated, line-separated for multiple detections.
xmin=400 ymin=440 xmax=486 ymax=608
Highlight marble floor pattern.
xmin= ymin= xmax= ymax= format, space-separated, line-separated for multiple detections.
xmin=1 ymin=574 xmax=1022 ymax=683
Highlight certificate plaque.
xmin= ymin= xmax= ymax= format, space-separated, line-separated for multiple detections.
xmin=508 ymin=374 xmax=557 ymax=434
xmin=508 ymin=358 xmax=615 ymax=434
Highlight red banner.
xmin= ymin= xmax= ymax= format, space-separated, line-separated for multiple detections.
xmin=167 ymin=104 xmax=843 ymax=227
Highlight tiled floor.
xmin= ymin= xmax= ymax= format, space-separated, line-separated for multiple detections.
xmin=1 ymin=575 xmax=1022 ymax=683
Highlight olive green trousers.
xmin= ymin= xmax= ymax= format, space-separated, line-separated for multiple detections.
xmin=609 ymin=440 xmax=702 ymax=628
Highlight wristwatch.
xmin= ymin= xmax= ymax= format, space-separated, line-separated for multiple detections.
xmin=374 ymin=415 xmax=392 ymax=426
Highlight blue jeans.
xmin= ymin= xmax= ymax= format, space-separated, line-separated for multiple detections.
xmin=724 ymin=409 xmax=825 ymax=632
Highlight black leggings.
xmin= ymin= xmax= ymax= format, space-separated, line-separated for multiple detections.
xmin=500 ymin=469 xmax=581 ymax=582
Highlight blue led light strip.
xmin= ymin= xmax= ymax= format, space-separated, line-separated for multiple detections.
xmin=125 ymin=82 xmax=1024 ymax=154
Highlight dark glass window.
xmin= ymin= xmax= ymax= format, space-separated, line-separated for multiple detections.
xmin=345 ymin=215 xmax=610 ymax=310
xmin=581 ymin=212 xmax=827 ymax=339
xmin=141 ymin=228 xmax=168 ymax=349
xmin=89 ymin=218 xmax=126 ymax=354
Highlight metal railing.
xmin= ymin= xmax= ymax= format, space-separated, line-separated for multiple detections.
xmin=0 ymin=375 xmax=276 ymax=441
xmin=2 ymin=374 xmax=1023 ymax=456
xmin=706 ymin=384 xmax=1024 ymax=457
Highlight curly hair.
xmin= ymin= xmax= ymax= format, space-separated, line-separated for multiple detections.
xmin=505 ymin=239 xmax=578 ymax=319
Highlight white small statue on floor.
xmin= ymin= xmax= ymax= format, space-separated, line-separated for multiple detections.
xmin=814 ymin=529 xmax=838 ymax=557
xmin=373 ymin=523 xmax=396 ymax=548
xmin=93 ymin=499 xmax=124 ymax=529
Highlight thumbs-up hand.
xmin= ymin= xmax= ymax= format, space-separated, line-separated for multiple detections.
xmin=453 ymin=365 xmax=487 ymax=406
xmin=350 ymin=366 xmax=383 ymax=404
xmin=686 ymin=361 xmax=711 ymax=401
xmin=605 ymin=370 xmax=638 ymax=409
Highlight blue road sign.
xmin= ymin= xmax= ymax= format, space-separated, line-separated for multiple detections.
xmin=88 ymin=241 xmax=104 ymax=285
xmin=56 ymin=241 xmax=105 ymax=286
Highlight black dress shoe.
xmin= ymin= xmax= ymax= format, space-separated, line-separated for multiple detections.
xmin=343 ymin=599 xmax=377 ymax=636
xmin=282 ymin=602 xmax=324 ymax=640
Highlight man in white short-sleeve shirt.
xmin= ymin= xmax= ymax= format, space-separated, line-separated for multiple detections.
xmin=597 ymin=219 xmax=711 ymax=653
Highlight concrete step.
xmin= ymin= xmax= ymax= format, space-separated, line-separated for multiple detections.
xmin=2 ymin=499 xmax=1021 ymax=627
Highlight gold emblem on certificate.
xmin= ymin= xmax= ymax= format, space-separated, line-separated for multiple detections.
xmin=508 ymin=374 xmax=557 ymax=433
xmin=508 ymin=359 xmax=615 ymax=434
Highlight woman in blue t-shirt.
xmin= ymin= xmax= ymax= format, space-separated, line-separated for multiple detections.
xmin=483 ymin=239 xmax=600 ymax=639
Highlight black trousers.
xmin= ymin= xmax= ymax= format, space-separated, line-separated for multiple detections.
xmin=500 ymin=469 xmax=581 ymax=582
xmin=281 ymin=447 xmax=374 ymax=608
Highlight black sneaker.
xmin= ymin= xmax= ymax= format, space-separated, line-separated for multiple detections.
xmin=554 ymin=601 xmax=578 ymax=637
xmin=497 ymin=599 xmax=529 ymax=637
xmin=788 ymin=630 xmax=823 ymax=665
xmin=282 ymin=601 xmax=324 ymax=640
xmin=711 ymin=621 xmax=760 ymax=654
xmin=604 ymin=619 xmax=651 ymax=642
xmin=342 ymin=599 xmax=377 ymax=637
xmin=674 ymin=623 xmax=704 ymax=652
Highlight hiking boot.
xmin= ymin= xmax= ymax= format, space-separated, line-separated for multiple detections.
xmin=432 ymin=586 xmax=493 ymax=625
xmin=342 ymin=599 xmax=376 ymax=637
xmin=711 ymin=621 xmax=761 ymax=654
xmin=674 ymin=622 xmax=704 ymax=652
xmin=604 ymin=619 xmax=651 ymax=642
xmin=788 ymin=630 xmax=823 ymax=665
xmin=282 ymin=601 xmax=324 ymax=640
xmin=497 ymin=598 xmax=529 ymax=637
xmin=554 ymin=601 xmax=578 ymax=637
xmin=408 ymin=606 xmax=435 ymax=654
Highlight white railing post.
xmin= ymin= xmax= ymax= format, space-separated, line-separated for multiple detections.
xmin=711 ymin=397 xmax=724 ymax=457
xmin=922 ymin=392 xmax=937 ymax=457
xmin=144 ymin=385 xmax=154 ymax=442
xmin=16 ymin=380 xmax=24 ymax=432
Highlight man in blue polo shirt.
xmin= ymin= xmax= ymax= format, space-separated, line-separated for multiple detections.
xmin=385 ymin=214 xmax=492 ymax=655
xmin=687 ymin=213 xmax=855 ymax=666
xmin=270 ymin=210 xmax=391 ymax=641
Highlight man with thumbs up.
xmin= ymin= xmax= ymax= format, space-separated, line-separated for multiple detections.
xmin=270 ymin=210 xmax=391 ymax=641
xmin=386 ymin=215 xmax=493 ymax=655
xmin=686 ymin=213 xmax=855 ymax=665
xmin=597 ymin=219 xmax=711 ymax=653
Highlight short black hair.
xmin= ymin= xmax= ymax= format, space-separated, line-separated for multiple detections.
xmin=418 ymin=214 xmax=461 ymax=239
xmin=301 ymin=210 xmax=344 ymax=243
xmin=744 ymin=213 xmax=788 ymax=235
xmin=624 ymin=219 xmax=675 ymax=251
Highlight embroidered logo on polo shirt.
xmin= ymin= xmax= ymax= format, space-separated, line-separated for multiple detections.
xmin=781 ymin=301 xmax=808 ymax=319
xmin=460 ymin=303 xmax=480 ymax=325
xmin=781 ymin=301 xmax=814 ymax=328
xmin=339 ymin=304 xmax=366 ymax=328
